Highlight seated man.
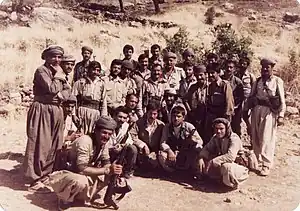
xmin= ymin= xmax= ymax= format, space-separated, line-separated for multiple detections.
xmin=130 ymin=101 xmax=165 ymax=170
xmin=49 ymin=116 xmax=122 ymax=209
xmin=158 ymin=104 xmax=203 ymax=175
xmin=109 ymin=106 xmax=138 ymax=178
xmin=160 ymin=88 xmax=181 ymax=124
xmin=199 ymin=118 xmax=249 ymax=189
xmin=124 ymin=93 xmax=142 ymax=125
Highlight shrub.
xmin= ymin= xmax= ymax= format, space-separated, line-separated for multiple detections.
xmin=205 ymin=7 xmax=216 ymax=25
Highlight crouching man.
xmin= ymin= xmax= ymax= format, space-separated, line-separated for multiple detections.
xmin=158 ymin=104 xmax=203 ymax=175
xmin=49 ymin=116 xmax=122 ymax=210
xmin=199 ymin=118 xmax=249 ymax=189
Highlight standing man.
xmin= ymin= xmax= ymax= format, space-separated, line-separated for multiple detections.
xmin=49 ymin=116 xmax=122 ymax=209
xmin=125 ymin=93 xmax=142 ymax=125
xmin=72 ymin=61 xmax=108 ymax=134
xmin=222 ymin=59 xmax=244 ymax=137
xmin=122 ymin=44 xmax=138 ymax=70
xmin=149 ymin=44 xmax=163 ymax=67
xmin=184 ymin=65 xmax=208 ymax=143
xmin=140 ymin=63 xmax=169 ymax=112
xmin=109 ymin=106 xmax=138 ymax=178
xmin=103 ymin=59 xmax=128 ymax=116
xmin=160 ymin=88 xmax=180 ymax=124
xmin=206 ymin=62 xmax=234 ymax=141
xmin=73 ymin=46 xmax=93 ymax=82
xmin=206 ymin=52 xmax=218 ymax=65
xmin=163 ymin=52 xmax=185 ymax=91
xmin=246 ymin=58 xmax=286 ymax=176
xmin=177 ymin=48 xmax=195 ymax=69
xmin=61 ymin=55 xmax=76 ymax=85
xmin=178 ymin=61 xmax=197 ymax=98
xmin=236 ymin=56 xmax=256 ymax=136
xmin=120 ymin=60 xmax=137 ymax=95
xmin=132 ymin=54 xmax=151 ymax=96
xmin=24 ymin=45 xmax=70 ymax=192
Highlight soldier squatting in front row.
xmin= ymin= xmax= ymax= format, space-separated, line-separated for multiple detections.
xmin=23 ymin=44 xmax=286 ymax=210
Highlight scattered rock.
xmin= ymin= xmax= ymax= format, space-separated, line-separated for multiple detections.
xmin=9 ymin=92 xmax=22 ymax=105
xmin=248 ymin=14 xmax=257 ymax=20
xmin=22 ymin=95 xmax=31 ymax=102
xmin=223 ymin=198 xmax=231 ymax=203
xmin=283 ymin=12 xmax=299 ymax=23
xmin=0 ymin=103 xmax=16 ymax=115
xmin=9 ymin=11 xmax=17 ymax=21
xmin=222 ymin=2 xmax=234 ymax=10
xmin=0 ymin=10 xmax=8 ymax=19
xmin=286 ymin=106 xmax=299 ymax=116
xmin=20 ymin=102 xmax=31 ymax=107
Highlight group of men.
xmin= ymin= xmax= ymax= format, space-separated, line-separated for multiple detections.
xmin=23 ymin=43 xmax=286 ymax=209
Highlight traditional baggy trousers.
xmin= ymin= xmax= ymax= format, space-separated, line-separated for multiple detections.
xmin=24 ymin=101 xmax=64 ymax=182
xmin=251 ymin=105 xmax=277 ymax=168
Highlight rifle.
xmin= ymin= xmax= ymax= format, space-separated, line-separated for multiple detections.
xmin=104 ymin=145 xmax=132 ymax=210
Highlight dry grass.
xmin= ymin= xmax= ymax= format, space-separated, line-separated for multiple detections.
xmin=0 ymin=2 xmax=299 ymax=89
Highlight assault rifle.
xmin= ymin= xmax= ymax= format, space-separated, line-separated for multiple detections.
xmin=104 ymin=145 xmax=132 ymax=210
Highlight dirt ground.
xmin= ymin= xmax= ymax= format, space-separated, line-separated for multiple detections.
xmin=0 ymin=113 xmax=300 ymax=211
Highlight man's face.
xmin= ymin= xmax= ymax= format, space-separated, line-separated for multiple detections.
xmin=124 ymin=49 xmax=133 ymax=60
xmin=261 ymin=64 xmax=273 ymax=79
xmin=171 ymin=112 xmax=184 ymax=127
xmin=95 ymin=128 xmax=114 ymax=145
xmin=165 ymin=57 xmax=176 ymax=69
xmin=165 ymin=94 xmax=175 ymax=106
xmin=225 ymin=62 xmax=235 ymax=78
xmin=46 ymin=54 xmax=62 ymax=66
xmin=139 ymin=58 xmax=149 ymax=71
xmin=151 ymin=66 xmax=162 ymax=80
xmin=111 ymin=64 xmax=121 ymax=76
xmin=214 ymin=123 xmax=226 ymax=139
xmin=239 ymin=61 xmax=248 ymax=71
xmin=194 ymin=71 xmax=206 ymax=84
xmin=82 ymin=50 xmax=92 ymax=61
xmin=147 ymin=109 xmax=158 ymax=123
xmin=115 ymin=112 xmax=129 ymax=126
xmin=120 ymin=67 xmax=131 ymax=79
xmin=126 ymin=96 xmax=138 ymax=109
xmin=151 ymin=48 xmax=160 ymax=58
xmin=184 ymin=55 xmax=194 ymax=62
xmin=63 ymin=103 xmax=75 ymax=116
xmin=208 ymin=71 xmax=219 ymax=83
xmin=88 ymin=67 xmax=101 ymax=78
xmin=184 ymin=66 xmax=194 ymax=78
xmin=61 ymin=61 xmax=75 ymax=74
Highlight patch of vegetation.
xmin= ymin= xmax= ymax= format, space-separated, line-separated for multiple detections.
xmin=205 ymin=7 xmax=216 ymax=25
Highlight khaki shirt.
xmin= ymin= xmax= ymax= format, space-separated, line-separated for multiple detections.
xmin=160 ymin=121 xmax=203 ymax=152
xmin=103 ymin=75 xmax=128 ymax=109
xmin=63 ymin=115 xmax=77 ymax=138
xmin=207 ymin=78 xmax=234 ymax=117
xmin=199 ymin=132 xmax=242 ymax=167
xmin=163 ymin=66 xmax=186 ymax=91
xmin=236 ymin=70 xmax=255 ymax=99
xmin=72 ymin=76 xmax=108 ymax=116
xmin=132 ymin=70 xmax=151 ymax=95
xmin=108 ymin=122 xmax=133 ymax=148
xmin=250 ymin=75 xmax=286 ymax=117
xmin=130 ymin=117 xmax=165 ymax=152
xmin=69 ymin=135 xmax=110 ymax=172
xmin=121 ymin=77 xmax=137 ymax=95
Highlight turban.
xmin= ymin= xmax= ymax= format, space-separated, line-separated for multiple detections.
xmin=260 ymin=58 xmax=276 ymax=67
xmin=61 ymin=54 xmax=76 ymax=62
xmin=65 ymin=95 xmax=77 ymax=103
xmin=212 ymin=118 xmax=232 ymax=138
xmin=164 ymin=88 xmax=177 ymax=96
xmin=95 ymin=116 xmax=117 ymax=131
xmin=81 ymin=46 xmax=93 ymax=54
xmin=41 ymin=45 xmax=64 ymax=60
xmin=163 ymin=52 xmax=177 ymax=60
xmin=122 ymin=60 xmax=134 ymax=70
xmin=193 ymin=64 xmax=206 ymax=73
xmin=182 ymin=48 xmax=195 ymax=57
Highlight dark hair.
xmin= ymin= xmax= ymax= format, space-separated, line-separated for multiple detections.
xmin=206 ymin=62 xmax=220 ymax=73
xmin=146 ymin=100 xmax=160 ymax=112
xmin=88 ymin=61 xmax=101 ymax=72
xmin=171 ymin=106 xmax=186 ymax=116
xmin=138 ymin=53 xmax=149 ymax=62
xmin=151 ymin=44 xmax=161 ymax=52
xmin=151 ymin=63 xmax=163 ymax=71
xmin=183 ymin=60 xmax=194 ymax=69
xmin=110 ymin=59 xmax=123 ymax=68
xmin=123 ymin=44 xmax=134 ymax=54
xmin=239 ymin=57 xmax=251 ymax=66
xmin=225 ymin=59 xmax=237 ymax=67
xmin=125 ymin=93 xmax=138 ymax=102
xmin=206 ymin=52 xmax=218 ymax=60
xmin=114 ymin=106 xmax=131 ymax=116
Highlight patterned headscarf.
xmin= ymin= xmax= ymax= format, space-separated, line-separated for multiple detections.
xmin=212 ymin=118 xmax=232 ymax=138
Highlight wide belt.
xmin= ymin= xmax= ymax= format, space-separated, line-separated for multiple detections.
xmin=80 ymin=100 xmax=100 ymax=110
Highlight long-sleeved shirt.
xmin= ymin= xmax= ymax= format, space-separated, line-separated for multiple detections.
xmin=103 ymin=75 xmax=128 ymax=109
xmin=226 ymin=75 xmax=244 ymax=109
xmin=72 ymin=76 xmax=108 ymax=116
xmin=163 ymin=66 xmax=186 ymax=91
xmin=235 ymin=70 xmax=255 ymax=99
xmin=178 ymin=76 xmax=197 ymax=98
xmin=199 ymin=132 xmax=242 ymax=167
xmin=108 ymin=122 xmax=133 ymax=148
xmin=130 ymin=116 xmax=165 ymax=152
xmin=249 ymin=75 xmax=286 ymax=117
xmin=207 ymin=78 xmax=235 ymax=117
xmin=160 ymin=121 xmax=203 ymax=152
xmin=73 ymin=60 xmax=90 ymax=83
